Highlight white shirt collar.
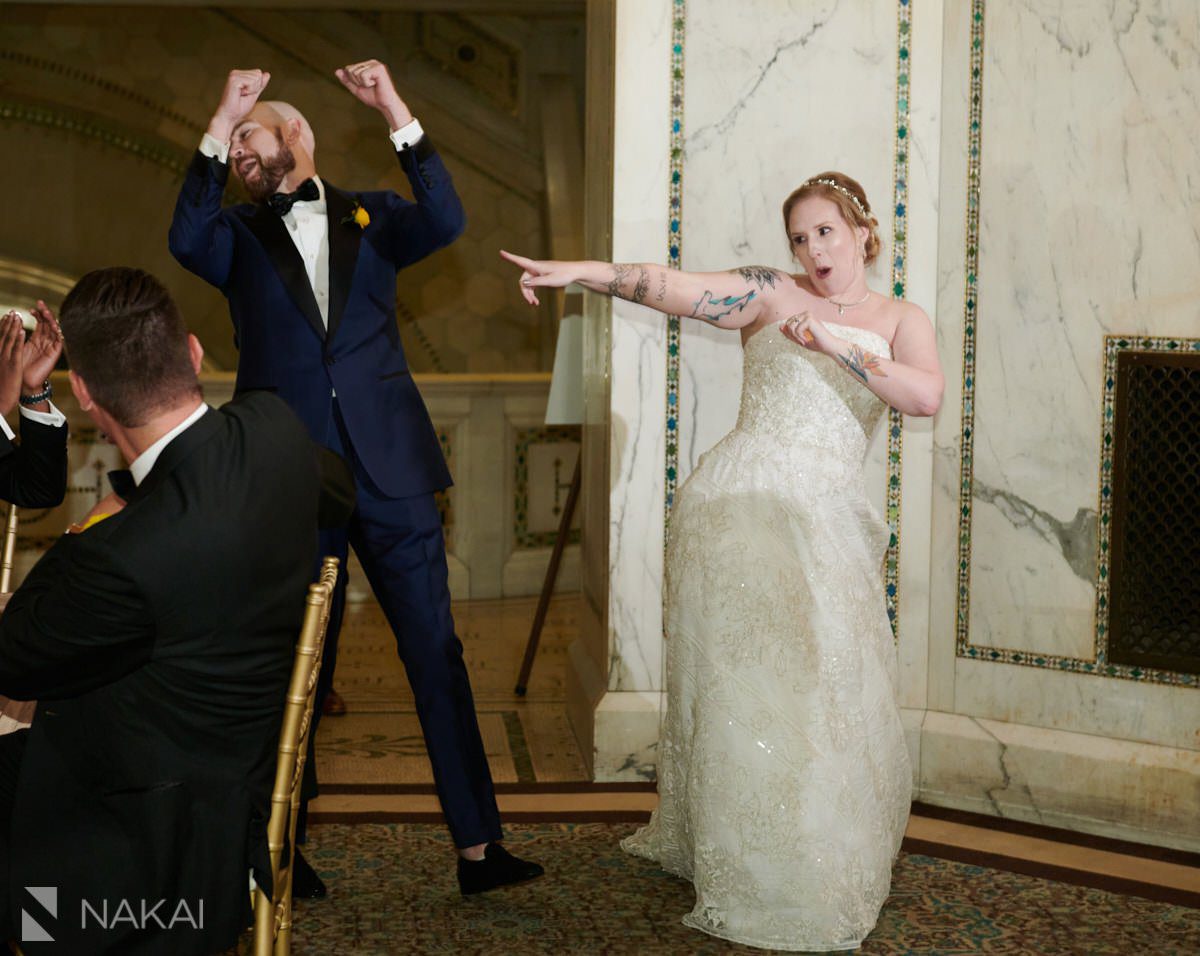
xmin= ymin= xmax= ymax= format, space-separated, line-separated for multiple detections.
xmin=129 ymin=402 xmax=209 ymax=486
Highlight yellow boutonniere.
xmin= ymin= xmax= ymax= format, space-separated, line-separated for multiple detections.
xmin=67 ymin=512 xmax=114 ymax=535
xmin=342 ymin=199 xmax=370 ymax=229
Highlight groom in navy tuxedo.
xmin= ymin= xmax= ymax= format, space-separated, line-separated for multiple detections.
xmin=168 ymin=61 xmax=541 ymax=896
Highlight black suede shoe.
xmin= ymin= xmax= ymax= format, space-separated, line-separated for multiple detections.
xmin=291 ymin=848 xmax=327 ymax=900
xmin=457 ymin=843 xmax=544 ymax=896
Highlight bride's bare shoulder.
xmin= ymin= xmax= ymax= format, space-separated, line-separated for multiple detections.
xmin=874 ymin=297 xmax=933 ymax=347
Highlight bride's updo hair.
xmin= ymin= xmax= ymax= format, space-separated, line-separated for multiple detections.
xmin=781 ymin=172 xmax=882 ymax=267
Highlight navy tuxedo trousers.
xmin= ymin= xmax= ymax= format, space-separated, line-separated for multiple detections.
xmin=310 ymin=402 xmax=501 ymax=848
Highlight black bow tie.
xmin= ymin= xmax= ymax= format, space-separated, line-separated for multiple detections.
xmin=267 ymin=178 xmax=320 ymax=216
xmin=108 ymin=469 xmax=136 ymax=500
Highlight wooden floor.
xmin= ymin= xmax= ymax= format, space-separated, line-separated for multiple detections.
xmin=309 ymin=592 xmax=1200 ymax=909
xmin=312 ymin=590 xmax=588 ymax=790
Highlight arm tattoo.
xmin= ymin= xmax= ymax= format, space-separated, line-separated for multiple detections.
xmin=655 ymin=270 xmax=668 ymax=302
xmin=606 ymin=263 xmax=635 ymax=298
xmin=632 ymin=266 xmax=651 ymax=304
xmin=732 ymin=266 xmax=783 ymax=290
xmin=838 ymin=344 xmax=888 ymax=384
xmin=690 ymin=290 xmax=756 ymax=323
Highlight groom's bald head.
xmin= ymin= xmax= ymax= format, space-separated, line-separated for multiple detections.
xmin=232 ymin=101 xmax=316 ymax=161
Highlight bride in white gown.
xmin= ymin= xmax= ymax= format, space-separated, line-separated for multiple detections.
xmin=503 ymin=172 xmax=943 ymax=952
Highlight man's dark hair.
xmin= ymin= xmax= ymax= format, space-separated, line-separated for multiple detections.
xmin=59 ymin=267 xmax=201 ymax=428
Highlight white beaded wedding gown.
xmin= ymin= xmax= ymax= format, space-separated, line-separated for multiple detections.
xmin=621 ymin=321 xmax=911 ymax=952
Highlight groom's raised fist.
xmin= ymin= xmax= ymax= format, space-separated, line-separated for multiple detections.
xmin=335 ymin=60 xmax=413 ymax=132
xmin=208 ymin=68 xmax=271 ymax=142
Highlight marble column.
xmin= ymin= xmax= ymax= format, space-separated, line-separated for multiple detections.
xmin=580 ymin=0 xmax=925 ymax=781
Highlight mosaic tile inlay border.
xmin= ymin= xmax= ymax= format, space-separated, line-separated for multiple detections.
xmin=663 ymin=0 xmax=685 ymax=533
xmin=885 ymin=0 xmax=912 ymax=638
xmin=514 ymin=425 xmax=582 ymax=550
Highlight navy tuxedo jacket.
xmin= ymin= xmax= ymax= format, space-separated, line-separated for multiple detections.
xmin=168 ymin=138 xmax=462 ymax=497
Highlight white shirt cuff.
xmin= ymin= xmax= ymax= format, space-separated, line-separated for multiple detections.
xmin=199 ymin=133 xmax=230 ymax=164
xmin=389 ymin=118 xmax=425 ymax=152
xmin=21 ymin=401 xmax=66 ymax=429
xmin=0 ymin=417 xmax=13 ymax=442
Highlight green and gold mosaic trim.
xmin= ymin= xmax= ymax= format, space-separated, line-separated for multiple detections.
xmin=885 ymin=0 xmax=912 ymax=638
xmin=663 ymin=0 xmax=686 ymax=530
xmin=952 ymin=0 xmax=1195 ymax=687
xmin=953 ymin=0 xmax=984 ymax=657
xmin=513 ymin=425 xmax=582 ymax=550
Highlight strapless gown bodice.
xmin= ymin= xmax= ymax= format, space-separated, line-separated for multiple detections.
xmin=736 ymin=320 xmax=890 ymax=458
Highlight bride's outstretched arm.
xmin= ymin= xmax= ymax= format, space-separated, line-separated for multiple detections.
xmin=500 ymin=251 xmax=783 ymax=330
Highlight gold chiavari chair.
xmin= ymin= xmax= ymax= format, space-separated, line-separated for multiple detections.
xmin=3 ymin=507 xmax=24 ymax=949
xmin=252 ymin=556 xmax=339 ymax=956
xmin=0 ymin=502 xmax=19 ymax=594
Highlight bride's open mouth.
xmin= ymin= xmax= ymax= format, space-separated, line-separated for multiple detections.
xmin=814 ymin=265 xmax=833 ymax=280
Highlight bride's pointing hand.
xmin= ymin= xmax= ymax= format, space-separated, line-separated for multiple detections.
xmin=499 ymin=250 xmax=577 ymax=307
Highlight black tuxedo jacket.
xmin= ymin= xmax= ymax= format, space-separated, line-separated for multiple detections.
xmin=0 ymin=391 xmax=345 ymax=955
xmin=0 ymin=412 xmax=68 ymax=509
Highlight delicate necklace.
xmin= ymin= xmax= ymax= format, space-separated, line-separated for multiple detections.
xmin=826 ymin=289 xmax=871 ymax=316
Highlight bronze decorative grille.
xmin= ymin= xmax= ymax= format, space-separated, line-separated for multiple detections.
xmin=1107 ymin=351 xmax=1200 ymax=674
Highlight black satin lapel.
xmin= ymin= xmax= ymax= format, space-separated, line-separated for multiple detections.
xmin=324 ymin=185 xmax=362 ymax=345
xmin=243 ymin=205 xmax=326 ymax=341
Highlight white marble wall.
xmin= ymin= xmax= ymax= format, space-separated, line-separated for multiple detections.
xmin=896 ymin=0 xmax=946 ymax=711
xmin=588 ymin=0 xmax=674 ymax=779
xmin=965 ymin=1 xmax=1200 ymax=660
xmin=931 ymin=0 xmax=1199 ymax=729
xmin=922 ymin=0 xmax=1200 ymax=848
xmin=680 ymin=0 xmax=899 ymax=481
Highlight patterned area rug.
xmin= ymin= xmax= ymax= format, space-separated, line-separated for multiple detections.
xmin=268 ymin=823 xmax=1199 ymax=955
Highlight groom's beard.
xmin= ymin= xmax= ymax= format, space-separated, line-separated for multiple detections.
xmin=242 ymin=135 xmax=297 ymax=204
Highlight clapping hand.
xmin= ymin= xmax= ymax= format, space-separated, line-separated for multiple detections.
xmin=21 ymin=301 xmax=63 ymax=399
xmin=499 ymin=250 xmax=576 ymax=307
xmin=207 ymin=69 xmax=271 ymax=142
xmin=335 ymin=60 xmax=413 ymax=131
xmin=0 ymin=312 xmax=24 ymax=415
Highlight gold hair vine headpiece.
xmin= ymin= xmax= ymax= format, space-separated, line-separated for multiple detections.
xmin=802 ymin=178 xmax=868 ymax=218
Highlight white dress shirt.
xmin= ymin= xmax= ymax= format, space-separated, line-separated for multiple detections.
xmin=282 ymin=176 xmax=331 ymax=328
xmin=129 ymin=401 xmax=209 ymax=486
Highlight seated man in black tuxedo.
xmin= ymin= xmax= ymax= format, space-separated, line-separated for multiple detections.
xmin=0 ymin=267 xmax=352 ymax=956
